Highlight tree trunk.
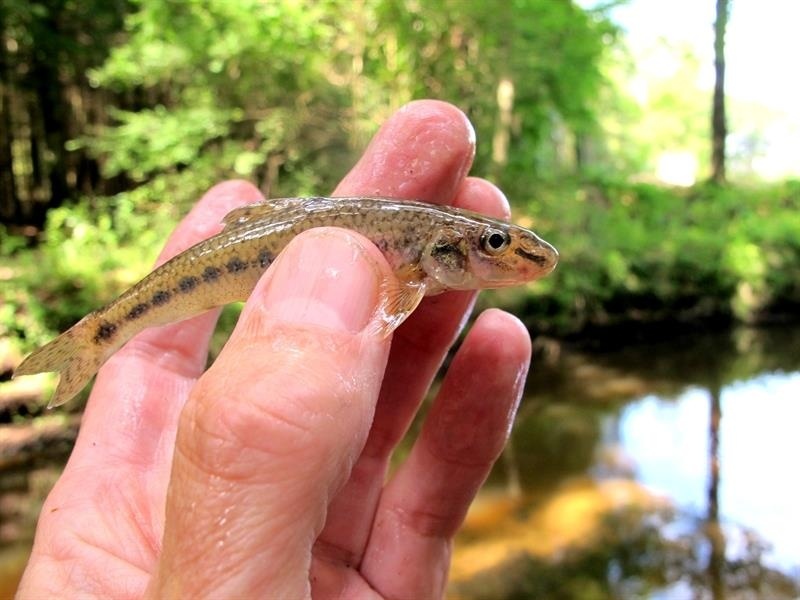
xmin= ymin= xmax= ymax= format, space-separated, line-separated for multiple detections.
xmin=706 ymin=381 xmax=725 ymax=599
xmin=31 ymin=60 xmax=70 ymax=212
xmin=0 ymin=13 xmax=19 ymax=223
xmin=491 ymin=76 xmax=515 ymax=178
xmin=711 ymin=0 xmax=729 ymax=183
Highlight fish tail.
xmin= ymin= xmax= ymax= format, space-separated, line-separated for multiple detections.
xmin=14 ymin=320 xmax=103 ymax=408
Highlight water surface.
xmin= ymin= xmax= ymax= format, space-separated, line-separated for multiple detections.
xmin=2 ymin=325 xmax=799 ymax=598
xmin=450 ymin=324 xmax=800 ymax=599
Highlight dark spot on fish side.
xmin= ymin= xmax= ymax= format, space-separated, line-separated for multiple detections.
xmin=179 ymin=276 xmax=199 ymax=293
xmin=126 ymin=302 xmax=150 ymax=320
xmin=202 ymin=266 xmax=222 ymax=282
xmin=226 ymin=257 xmax=248 ymax=273
xmin=152 ymin=290 xmax=171 ymax=306
xmin=93 ymin=321 xmax=117 ymax=344
xmin=257 ymin=249 xmax=273 ymax=268
xmin=431 ymin=240 xmax=466 ymax=272
xmin=515 ymin=247 xmax=549 ymax=266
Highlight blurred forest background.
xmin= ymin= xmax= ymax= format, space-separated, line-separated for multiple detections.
xmin=2 ymin=1 xmax=800 ymax=597
xmin=1 ymin=0 xmax=799 ymax=351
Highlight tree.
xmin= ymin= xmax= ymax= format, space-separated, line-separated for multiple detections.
xmin=366 ymin=0 xmax=617 ymax=187
xmin=6 ymin=0 xmax=616 ymax=228
xmin=711 ymin=0 xmax=730 ymax=183
xmin=0 ymin=0 xmax=128 ymax=228
xmin=0 ymin=3 xmax=18 ymax=222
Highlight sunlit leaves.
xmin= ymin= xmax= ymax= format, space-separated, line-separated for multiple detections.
xmin=79 ymin=0 xmax=618 ymax=207
xmin=508 ymin=178 xmax=800 ymax=332
xmin=81 ymin=105 xmax=234 ymax=180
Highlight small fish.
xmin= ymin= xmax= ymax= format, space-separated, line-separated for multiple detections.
xmin=14 ymin=196 xmax=558 ymax=407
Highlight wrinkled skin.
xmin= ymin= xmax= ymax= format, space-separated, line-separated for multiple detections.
xmin=18 ymin=100 xmax=533 ymax=599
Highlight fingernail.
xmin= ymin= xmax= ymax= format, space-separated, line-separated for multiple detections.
xmin=263 ymin=229 xmax=381 ymax=333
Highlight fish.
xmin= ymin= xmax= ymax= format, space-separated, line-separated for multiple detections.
xmin=14 ymin=196 xmax=558 ymax=408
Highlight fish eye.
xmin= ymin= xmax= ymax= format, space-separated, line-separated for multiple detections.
xmin=480 ymin=228 xmax=511 ymax=255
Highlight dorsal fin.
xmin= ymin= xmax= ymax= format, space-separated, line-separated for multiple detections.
xmin=221 ymin=197 xmax=307 ymax=231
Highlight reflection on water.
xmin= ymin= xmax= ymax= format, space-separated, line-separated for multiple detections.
xmin=450 ymin=325 xmax=800 ymax=599
xmin=2 ymin=325 xmax=800 ymax=597
xmin=620 ymin=375 xmax=800 ymax=570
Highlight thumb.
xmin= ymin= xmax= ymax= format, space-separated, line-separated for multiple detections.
xmin=149 ymin=228 xmax=394 ymax=598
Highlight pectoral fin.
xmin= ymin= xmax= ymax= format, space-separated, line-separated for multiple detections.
xmin=370 ymin=266 xmax=427 ymax=337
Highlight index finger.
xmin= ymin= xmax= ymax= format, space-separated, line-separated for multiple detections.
xmin=334 ymin=100 xmax=475 ymax=201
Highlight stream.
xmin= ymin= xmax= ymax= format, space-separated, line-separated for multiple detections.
xmin=449 ymin=323 xmax=800 ymax=598
xmin=2 ymin=323 xmax=799 ymax=598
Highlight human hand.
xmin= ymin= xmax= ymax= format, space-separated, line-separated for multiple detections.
xmin=17 ymin=100 xmax=532 ymax=599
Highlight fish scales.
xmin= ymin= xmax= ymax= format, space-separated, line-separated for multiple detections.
xmin=14 ymin=197 xmax=558 ymax=407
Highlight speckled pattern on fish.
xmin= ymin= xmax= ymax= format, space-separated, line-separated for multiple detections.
xmin=14 ymin=196 xmax=558 ymax=407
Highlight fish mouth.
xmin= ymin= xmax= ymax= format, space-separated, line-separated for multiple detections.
xmin=515 ymin=240 xmax=559 ymax=274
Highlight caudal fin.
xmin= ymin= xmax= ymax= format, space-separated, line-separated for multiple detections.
xmin=14 ymin=324 xmax=102 ymax=408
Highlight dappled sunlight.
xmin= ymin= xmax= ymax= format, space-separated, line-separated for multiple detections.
xmin=0 ymin=545 xmax=27 ymax=599
xmin=656 ymin=152 xmax=698 ymax=186
xmin=447 ymin=325 xmax=800 ymax=598
xmin=451 ymin=477 xmax=666 ymax=582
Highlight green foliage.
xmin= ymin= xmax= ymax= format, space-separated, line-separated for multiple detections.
xmin=63 ymin=0 xmax=617 ymax=212
xmin=79 ymin=0 xmax=348 ymax=202
xmin=483 ymin=179 xmax=800 ymax=333
xmin=6 ymin=177 xmax=799 ymax=367
xmin=1 ymin=193 xmax=172 ymax=351
xmin=72 ymin=106 xmax=236 ymax=181
xmin=368 ymin=0 xmax=616 ymax=175
xmin=4 ymin=0 xmax=799 ymax=349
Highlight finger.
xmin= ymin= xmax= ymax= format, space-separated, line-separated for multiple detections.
xmin=366 ymin=177 xmax=511 ymax=457
xmin=317 ymin=176 xmax=510 ymax=564
xmin=361 ymin=310 xmax=531 ymax=598
xmin=150 ymin=228 xmax=394 ymax=598
xmin=334 ymin=99 xmax=475 ymax=201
